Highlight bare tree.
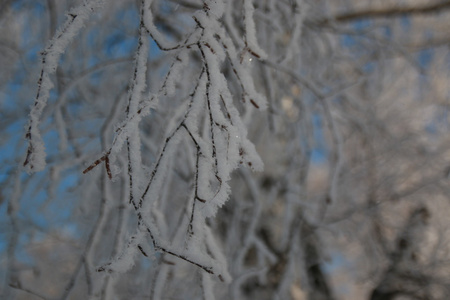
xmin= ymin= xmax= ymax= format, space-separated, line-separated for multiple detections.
xmin=1 ymin=0 xmax=450 ymax=299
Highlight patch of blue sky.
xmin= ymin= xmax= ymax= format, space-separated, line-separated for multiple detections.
xmin=87 ymin=55 xmax=100 ymax=69
xmin=87 ymin=27 xmax=101 ymax=50
xmin=12 ymin=0 xmax=45 ymax=14
xmin=60 ymin=222 xmax=79 ymax=238
xmin=94 ymin=6 xmax=165 ymax=60
xmin=4 ymin=46 xmax=41 ymax=112
xmin=88 ymin=64 xmax=103 ymax=86
xmin=352 ymin=18 xmax=372 ymax=31
xmin=77 ymin=116 xmax=103 ymax=131
xmin=56 ymin=172 xmax=78 ymax=195
xmin=33 ymin=173 xmax=79 ymax=236
xmin=41 ymin=126 xmax=61 ymax=158
xmin=102 ymin=8 xmax=140 ymax=58
xmin=19 ymin=171 xmax=77 ymax=230
xmin=159 ymin=1 xmax=173 ymax=15
xmin=15 ymin=234 xmax=36 ymax=264
xmin=339 ymin=34 xmax=366 ymax=62
xmin=39 ymin=116 xmax=100 ymax=157
xmin=400 ymin=15 xmax=411 ymax=31
xmin=363 ymin=61 xmax=375 ymax=73
xmin=25 ymin=44 xmax=42 ymax=62
xmin=67 ymin=96 xmax=83 ymax=115
xmin=104 ymin=31 xmax=137 ymax=57
xmin=0 ymin=170 xmax=78 ymax=259
xmin=338 ymin=18 xmax=372 ymax=48
xmin=0 ymin=204 xmax=8 ymax=253
xmin=417 ymin=48 xmax=433 ymax=69
xmin=140 ymin=255 xmax=154 ymax=269
xmin=311 ymin=148 xmax=327 ymax=164
xmin=46 ymin=197 xmax=74 ymax=223
xmin=383 ymin=26 xmax=392 ymax=39
xmin=324 ymin=252 xmax=346 ymax=273
xmin=416 ymin=30 xmax=434 ymax=69
xmin=149 ymin=38 xmax=163 ymax=58
xmin=10 ymin=64 xmax=26 ymax=85
xmin=332 ymin=96 xmax=343 ymax=105
xmin=425 ymin=122 xmax=437 ymax=134
xmin=340 ymin=34 xmax=358 ymax=48
xmin=2 ymin=85 xmax=24 ymax=112
xmin=49 ymin=88 xmax=58 ymax=103
xmin=19 ymin=174 xmax=50 ymax=228
xmin=322 ymin=253 xmax=353 ymax=296
xmin=118 ymin=6 xmax=139 ymax=27
xmin=0 ymin=237 xmax=6 ymax=255
xmin=0 ymin=231 xmax=36 ymax=265
xmin=86 ymin=28 xmax=102 ymax=68
xmin=17 ymin=5 xmax=46 ymax=47
xmin=0 ymin=169 xmax=10 ymax=186
xmin=310 ymin=113 xmax=328 ymax=164
xmin=0 ymin=119 xmax=26 ymax=184
xmin=159 ymin=0 xmax=196 ymax=28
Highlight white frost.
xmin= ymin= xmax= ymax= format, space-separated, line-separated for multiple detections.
xmin=243 ymin=0 xmax=267 ymax=60
xmin=25 ymin=0 xmax=104 ymax=173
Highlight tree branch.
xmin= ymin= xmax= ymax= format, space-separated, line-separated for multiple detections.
xmin=315 ymin=0 xmax=450 ymax=26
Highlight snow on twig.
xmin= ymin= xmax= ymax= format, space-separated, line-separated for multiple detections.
xmin=24 ymin=0 xmax=104 ymax=173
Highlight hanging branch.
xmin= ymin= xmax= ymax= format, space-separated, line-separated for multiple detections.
xmin=24 ymin=0 xmax=104 ymax=173
xmin=314 ymin=0 xmax=450 ymax=26
xmin=81 ymin=0 xmax=264 ymax=282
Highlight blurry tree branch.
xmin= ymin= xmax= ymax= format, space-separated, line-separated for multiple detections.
xmin=314 ymin=0 xmax=450 ymax=26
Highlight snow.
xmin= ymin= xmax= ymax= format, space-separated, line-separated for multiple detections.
xmin=29 ymin=0 xmax=269 ymax=284
xmin=24 ymin=0 xmax=104 ymax=173
xmin=202 ymin=273 xmax=216 ymax=300
xmin=243 ymin=0 xmax=267 ymax=60
xmin=143 ymin=0 xmax=180 ymax=51
xmin=101 ymin=230 xmax=146 ymax=273
xmin=162 ymin=51 xmax=189 ymax=96
xmin=218 ymin=30 xmax=267 ymax=110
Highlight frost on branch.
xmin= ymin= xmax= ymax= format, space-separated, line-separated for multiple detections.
xmin=17 ymin=0 xmax=450 ymax=298
xmin=243 ymin=0 xmax=267 ymax=60
xmin=23 ymin=0 xmax=104 ymax=173
xmin=95 ymin=0 xmax=265 ymax=279
xmin=29 ymin=0 xmax=266 ymax=286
